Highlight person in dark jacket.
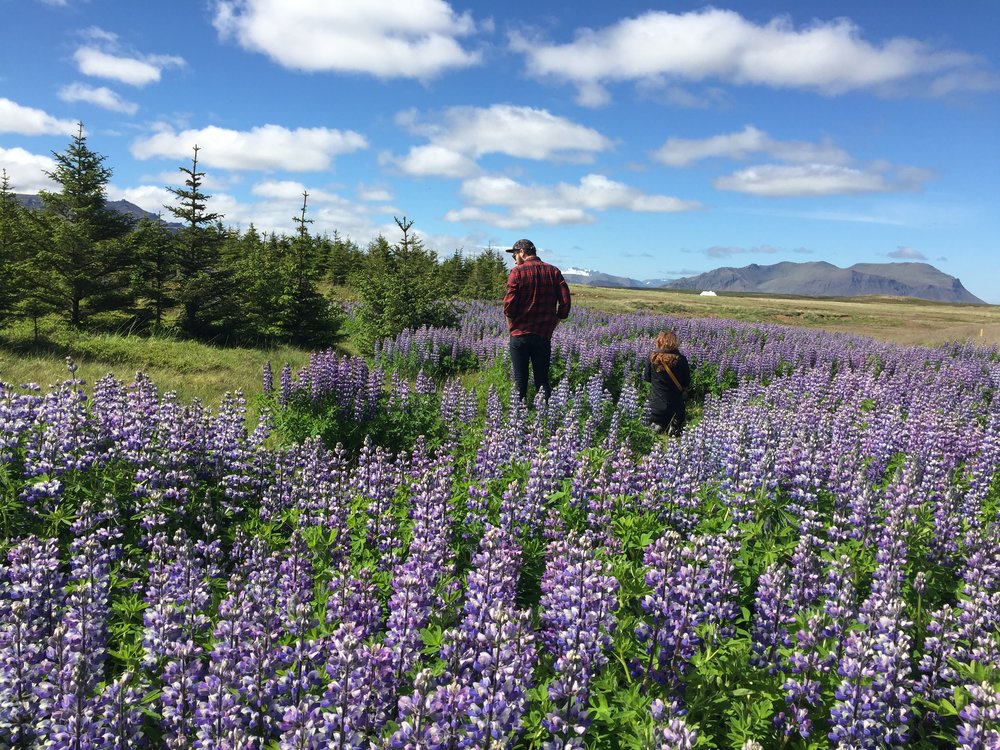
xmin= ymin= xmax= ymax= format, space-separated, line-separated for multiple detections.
xmin=502 ymin=238 xmax=571 ymax=404
xmin=642 ymin=330 xmax=691 ymax=435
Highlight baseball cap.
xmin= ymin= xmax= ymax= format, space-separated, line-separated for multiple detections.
xmin=507 ymin=239 xmax=535 ymax=255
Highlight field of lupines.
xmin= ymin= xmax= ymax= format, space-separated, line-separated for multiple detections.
xmin=2 ymin=301 xmax=1000 ymax=749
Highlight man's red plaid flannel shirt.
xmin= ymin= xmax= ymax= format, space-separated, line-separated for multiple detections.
xmin=503 ymin=255 xmax=571 ymax=337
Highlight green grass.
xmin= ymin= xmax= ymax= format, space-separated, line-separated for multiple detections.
xmin=0 ymin=318 xmax=313 ymax=406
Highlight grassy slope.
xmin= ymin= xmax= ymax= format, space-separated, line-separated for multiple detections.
xmin=0 ymin=319 xmax=312 ymax=406
xmin=570 ymin=285 xmax=1000 ymax=348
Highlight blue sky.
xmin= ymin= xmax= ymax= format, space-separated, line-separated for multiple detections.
xmin=3 ymin=1 xmax=998 ymax=302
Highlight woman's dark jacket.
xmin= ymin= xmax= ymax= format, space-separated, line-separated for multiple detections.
xmin=642 ymin=349 xmax=691 ymax=420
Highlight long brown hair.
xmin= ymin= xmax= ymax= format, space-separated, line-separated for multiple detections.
xmin=650 ymin=330 xmax=681 ymax=373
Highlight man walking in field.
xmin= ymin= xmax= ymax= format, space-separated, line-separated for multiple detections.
xmin=503 ymin=238 xmax=571 ymax=404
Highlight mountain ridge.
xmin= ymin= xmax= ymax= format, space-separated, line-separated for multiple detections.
xmin=565 ymin=260 xmax=984 ymax=305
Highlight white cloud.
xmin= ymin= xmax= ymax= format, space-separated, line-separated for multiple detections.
xmin=653 ymin=126 xmax=849 ymax=167
xmin=0 ymin=146 xmax=58 ymax=192
xmin=704 ymin=244 xmax=782 ymax=258
xmin=513 ymin=8 xmax=989 ymax=105
xmin=131 ymin=124 xmax=368 ymax=171
xmin=212 ymin=0 xmax=481 ymax=79
xmin=73 ymin=30 xmax=185 ymax=86
xmin=224 ymin=180 xmax=391 ymax=240
xmin=0 ymin=98 xmax=78 ymax=136
xmin=358 ymin=185 xmax=393 ymax=203
xmin=388 ymin=104 xmax=613 ymax=177
xmin=888 ymin=246 xmax=927 ymax=260
xmin=58 ymin=83 xmax=138 ymax=114
xmin=714 ymin=163 xmax=930 ymax=197
xmin=384 ymin=144 xmax=478 ymax=178
xmin=446 ymin=173 xmax=700 ymax=228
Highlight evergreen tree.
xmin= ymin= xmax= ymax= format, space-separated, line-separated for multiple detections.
xmin=165 ymin=145 xmax=235 ymax=340
xmin=38 ymin=122 xmax=135 ymax=326
xmin=129 ymin=215 xmax=179 ymax=331
xmin=0 ymin=170 xmax=25 ymax=324
xmin=440 ymin=249 xmax=470 ymax=297
xmin=2 ymin=173 xmax=57 ymax=339
xmin=326 ymin=231 xmax=360 ymax=286
xmin=353 ymin=216 xmax=456 ymax=353
xmin=275 ymin=192 xmax=340 ymax=346
xmin=463 ymin=247 xmax=509 ymax=300
xmin=230 ymin=227 xmax=285 ymax=341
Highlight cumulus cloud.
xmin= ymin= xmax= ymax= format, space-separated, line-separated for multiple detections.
xmin=653 ymin=126 xmax=849 ymax=167
xmin=387 ymin=104 xmax=613 ymax=177
xmin=74 ymin=29 xmax=184 ymax=86
xmin=0 ymin=146 xmax=58 ymax=193
xmin=714 ymin=163 xmax=931 ymax=197
xmin=888 ymin=246 xmax=927 ymax=260
xmin=512 ymin=8 xmax=991 ymax=105
xmin=0 ymin=146 xmax=58 ymax=192
xmin=358 ymin=185 xmax=393 ymax=202
xmin=212 ymin=0 xmax=481 ymax=79
xmin=212 ymin=178 xmax=392 ymax=240
xmin=445 ymin=173 xmax=700 ymax=229
xmin=131 ymin=124 xmax=368 ymax=171
xmin=58 ymin=83 xmax=138 ymax=114
xmin=0 ymin=98 xmax=78 ymax=136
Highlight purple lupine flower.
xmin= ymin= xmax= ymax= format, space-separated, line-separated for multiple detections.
xmin=464 ymin=606 xmax=537 ymax=749
xmin=828 ymin=597 xmax=914 ymax=750
xmin=279 ymin=363 xmax=293 ymax=405
xmin=539 ymin=532 xmax=619 ymax=746
xmin=916 ymin=604 xmax=961 ymax=718
xmin=352 ymin=436 xmax=404 ymax=572
xmin=385 ymin=551 xmax=437 ymax=691
xmin=441 ymin=525 xmax=522 ymax=678
xmin=278 ymin=695 xmax=327 ymax=750
xmin=1 ymin=536 xmax=65 ymax=747
xmin=96 ymin=671 xmax=146 ymax=750
xmin=749 ymin=562 xmax=793 ymax=674
xmin=636 ymin=530 xmax=737 ymax=699
xmin=325 ymin=563 xmax=383 ymax=641
xmin=273 ymin=532 xmax=322 ymax=717
xmin=43 ymin=498 xmax=121 ymax=747
xmin=263 ymin=361 xmax=274 ymax=394
xmin=650 ymin=699 xmax=700 ymax=750
xmin=321 ymin=623 xmax=391 ymax=748
xmin=956 ymin=681 xmax=1000 ymax=750
xmin=141 ymin=532 xmax=212 ymax=747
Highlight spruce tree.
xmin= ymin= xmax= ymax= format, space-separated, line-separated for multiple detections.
xmin=353 ymin=216 xmax=456 ymax=353
xmin=326 ymin=231 xmax=361 ymax=286
xmin=275 ymin=192 xmax=340 ymax=346
xmin=165 ymin=145 xmax=235 ymax=340
xmin=463 ymin=247 xmax=509 ymax=300
xmin=129 ymin=215 xmax=179 ymax=331
xmin=0 ymin=170 xmax=24 ymax=324
xmin=38 ymin=122 xmax=135 ymax=326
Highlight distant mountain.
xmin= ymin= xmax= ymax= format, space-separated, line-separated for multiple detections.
xmin=14 ymin=193 xmax=182 ymax=229
xmin=662 ymin=261 xmax=984 ymax=304
xmin=562 ymin=267 xmax=648 ymax=289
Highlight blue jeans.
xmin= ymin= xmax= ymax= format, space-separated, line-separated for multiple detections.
xmin=509 ymin=334 xmax=552 ymax=403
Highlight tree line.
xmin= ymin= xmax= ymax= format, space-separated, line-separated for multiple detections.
xmin=0 ymin=124 xmax=508 ymax=351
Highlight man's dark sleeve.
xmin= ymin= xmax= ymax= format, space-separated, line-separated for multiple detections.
xmin=503 ymin=269 xmax=519 ymax=320
xmin=556 ymin=272 xmax=571 ymax=319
